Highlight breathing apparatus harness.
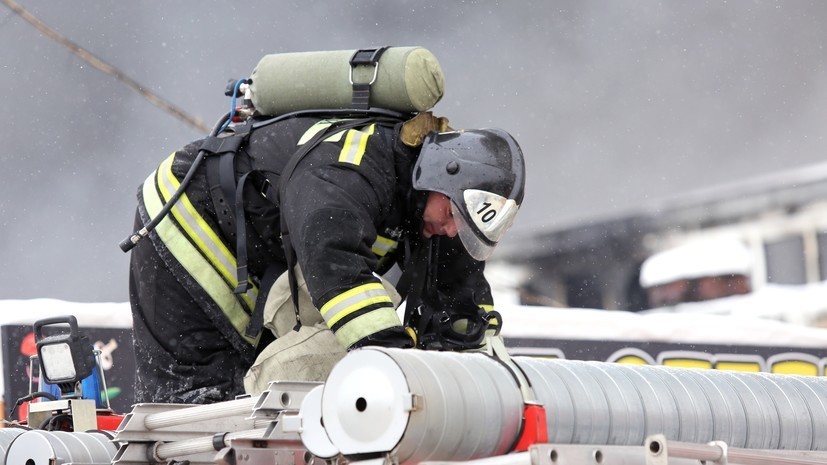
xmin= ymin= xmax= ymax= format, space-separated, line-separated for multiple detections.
xmin=119 ymin=46 xmax=396 ymax=253
xmin=119 ymin=47 xmax=498 ymax=352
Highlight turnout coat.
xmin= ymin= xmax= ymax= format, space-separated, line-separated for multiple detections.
xmin=129 ymin=116 xmax=494 ymax=403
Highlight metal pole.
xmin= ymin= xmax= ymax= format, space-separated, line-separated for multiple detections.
xmin=661 ymin=438 xmax=827 ymax=465
xmin=419 ymin=452 xmax=532 ymax=465
xmin=143 ymin=396 xmax=259 ymax=430
xmin=94 ymin=349 xmax=112 ymax=410
xmin=153 ymin=427 xmax=268 ymax=461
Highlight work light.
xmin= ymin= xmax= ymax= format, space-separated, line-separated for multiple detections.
xmin=34 ymin=316 xmax=95 ymax=392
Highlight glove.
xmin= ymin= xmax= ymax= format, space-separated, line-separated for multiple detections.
xmin=349 ymin=326 xmax=415 ymax=350
xmin=400 ymin=111 xmax=452 ymax=147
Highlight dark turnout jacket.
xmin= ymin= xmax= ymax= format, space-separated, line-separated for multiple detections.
xmin=129 ymin=116 xmax=494 ymax=403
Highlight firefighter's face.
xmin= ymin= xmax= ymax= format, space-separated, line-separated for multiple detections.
xmin=422 ymin=192 xmax=458 ymax=239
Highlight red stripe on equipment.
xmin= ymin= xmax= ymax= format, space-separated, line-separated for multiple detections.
xmin=513 ymin=404 xmax=548 ymax=452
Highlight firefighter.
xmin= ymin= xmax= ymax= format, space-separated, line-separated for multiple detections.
xmin=128 ymin=112 xmax=526 ymax=404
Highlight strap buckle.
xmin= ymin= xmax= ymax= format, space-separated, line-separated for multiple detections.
xmin=349 ymin=47 xmax=389 ymax=110
xmin=348 ymin=47 xmax=389 ymax=85
xmin=258 ymin=177 xmax=272 ymax=200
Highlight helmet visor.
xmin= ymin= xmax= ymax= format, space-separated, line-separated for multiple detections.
xmin=451 ymin=189 xmax=520 ymax=261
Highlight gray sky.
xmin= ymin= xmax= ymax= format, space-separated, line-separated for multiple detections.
xmin=1 ymin=1 xmax=826 ymax=302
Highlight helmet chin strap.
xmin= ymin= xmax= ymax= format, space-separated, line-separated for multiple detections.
xmin=407 ymin=188 xmax=430 ymax=237
xmin=398 ymin=236 xmax=495 ymax=351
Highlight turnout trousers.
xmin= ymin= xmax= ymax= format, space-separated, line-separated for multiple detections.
xmin=128 ymin=213 xmax=250 ymax=404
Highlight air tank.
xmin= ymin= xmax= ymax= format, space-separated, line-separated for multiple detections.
xmin=319 ymin=347 xmax=524 ymax=464
xmin=312 ymin=348 xmax=827 ymax=462
xmin=513 ymin=357 xmax=827 ymax=450
xmin=0 ymin=428 xmax=25 ymax=465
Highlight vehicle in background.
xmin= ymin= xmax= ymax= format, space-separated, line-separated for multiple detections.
xmin=495 ymin=160 xmax=827 ymax=318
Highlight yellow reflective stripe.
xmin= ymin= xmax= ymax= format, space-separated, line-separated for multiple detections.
xmin=142 ymin=164 xmax=257 ymax=345
xmin=320 ymin=282 xmax=392 ymax=327
xmin=156 ymin=155 xmax=258 ymax=310
xmin=297 ymin=119 xmax=347 ymax=145
xmin=338 ymin=124 xmax=375 ymax=165
xmin=157 ymin=156 xmax=235 ymax=284
xmin=333 ymin=307 xmax=402 ymax=349
xmin=371 ymin=235 xmax=397 ymax=257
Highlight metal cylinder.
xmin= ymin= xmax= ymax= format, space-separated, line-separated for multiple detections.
xmin=514 ymin=357 xmax=827 ymax=450
xmin=319 ymin=347 xmax=524 ymax=464
xmin=153 ymin=428 xmax=268 ymax=461
xmin=5 ymin=430 xmax=117 ymax=465
xmin=143 ymin=395 xmax=259 ymax=430
xmin=0 ymin=428 xmax=26 ymax=465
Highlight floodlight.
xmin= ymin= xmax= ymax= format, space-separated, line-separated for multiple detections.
xmin=34 ymin=316 xmax=95 ymax=392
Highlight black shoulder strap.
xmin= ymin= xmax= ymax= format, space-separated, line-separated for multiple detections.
xmin=200 ymin=121 xmax=253 ymax=156
xmin=232 ymin=171 xmax=255 ymax=293
xmin=202 ymin=122 xmax=261 ymax=295
xmin=231 ymin=170 xmax=278 ymax=295
xmin=278 ymin=117 xmax=378 ymax=330
xmin=206 ymin=152 xmax=238 ymax=248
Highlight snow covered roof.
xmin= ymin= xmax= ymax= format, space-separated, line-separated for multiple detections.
xmin=497 ymin=303 xmax=827 ymax=347
xmin=0 ymin=299 xmax=132 ymax=328
xmin=639 ymin=238 xmax=752 ymax=287
xmin=5 ymin=297 xmax=827 ymax=400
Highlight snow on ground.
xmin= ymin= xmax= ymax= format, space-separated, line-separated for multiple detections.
xmin=5 ymin=294 xmax=827 ymax=398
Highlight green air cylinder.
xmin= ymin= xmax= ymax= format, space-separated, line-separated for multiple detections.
xmin=248 ymin=47 xmax=445 ymax=116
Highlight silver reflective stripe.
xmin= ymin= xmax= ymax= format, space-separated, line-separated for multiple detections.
xmin=142 ymin=153 xmax=257 ymax=345
xmin=156 ymin=156 xmax=243 ymax=291
xmin=320 ymin=282 xmax=401 ymax=347
xmin=371 ymin=235 xmax=398 ymax=257
xmin=338 ymin=124 xmax=375 ymax=165
xmin=320 ymin=282 xmax=392 ymax=327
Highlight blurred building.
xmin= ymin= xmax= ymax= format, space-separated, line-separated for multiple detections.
xmin=639 ymin=238 xmax=752 ymax=307
xmin=496 ymin=160 xmax=827 ymax=313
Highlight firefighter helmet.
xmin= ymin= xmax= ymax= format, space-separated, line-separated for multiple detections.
xmin=412 ymin=128 xmax=525 ymax=260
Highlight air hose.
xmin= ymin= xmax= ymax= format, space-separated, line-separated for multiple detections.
xmin=118 ymin=112 xmax=231 ymax=252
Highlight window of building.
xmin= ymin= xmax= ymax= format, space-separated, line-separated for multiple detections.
xmin=565 ymin=274 xmax=604 ymax=309
xmin=764 ymin=236 xmax=806 ymax=284
xmin=817 ymin=232 xmax=827 ymax=281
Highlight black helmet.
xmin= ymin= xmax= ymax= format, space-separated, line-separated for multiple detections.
xmin=412 ymin=128 xmax=526 ymax=260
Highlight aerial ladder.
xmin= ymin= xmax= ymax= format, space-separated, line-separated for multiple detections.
xmin=7 ymin=334 xmax=827 ymax=465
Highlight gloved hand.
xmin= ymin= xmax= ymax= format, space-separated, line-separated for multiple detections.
xmin=406 ymin=303 xmax=497 ymax=351
xmin=400 ymin=111 xmax=452 ymax=147
xmin=349 ymin=326 xmax=415 ymax=350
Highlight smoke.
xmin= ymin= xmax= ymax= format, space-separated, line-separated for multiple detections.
xmin=0 ymin=0 xmax=826 ymax=301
